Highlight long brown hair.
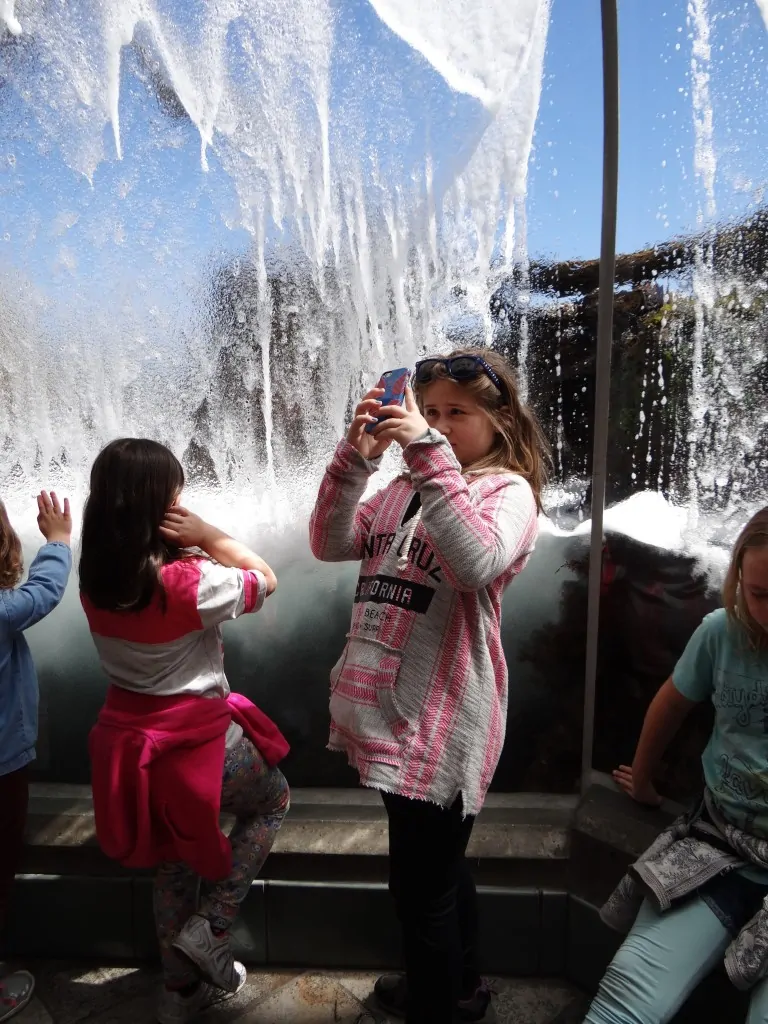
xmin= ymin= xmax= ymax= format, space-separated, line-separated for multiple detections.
xmin=79 ymin=438 xmax=185 ymax=612
xmin=0 ymin=499 xmax=23 ymax=590
xmin=723 ymin=505 xmax=768 ymax=649
xmin=413 ymin=347 xmax=551 ymax=512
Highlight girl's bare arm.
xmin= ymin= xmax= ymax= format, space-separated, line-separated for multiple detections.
xmin=613 ymin=678 xmax=697 ymax=806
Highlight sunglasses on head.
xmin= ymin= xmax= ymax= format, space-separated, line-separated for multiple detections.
xmin=413 ymin=356 xmax=507 ymax=398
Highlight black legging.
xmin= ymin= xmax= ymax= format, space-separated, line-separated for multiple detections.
xmin=0 ymin=766 xmax=29 ymax=946
xmin=382 ymin=790 xmax=480 ymax=1024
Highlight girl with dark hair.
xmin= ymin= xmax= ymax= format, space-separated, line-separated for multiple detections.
xmin=80 ymin=438 xmax=289 ymax=1024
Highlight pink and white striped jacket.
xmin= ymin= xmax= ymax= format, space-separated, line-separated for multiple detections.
xmin=309 ymin=428 xmax=539 ymax=815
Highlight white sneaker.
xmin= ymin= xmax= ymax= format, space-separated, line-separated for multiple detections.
xmin=156 ymin=965 xmax=247 ymax=1024
xmin=0 ymin=970 xmax=35 ymax=1023
xmin=172 ymin=915 xmax=245 ymax=993
xmin=156 ymin=982 xmax=213 ymax=1024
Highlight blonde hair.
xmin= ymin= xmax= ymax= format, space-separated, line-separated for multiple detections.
xmin=413 ymin=347 xmax=551 ymax=512
xmin=723 ymin=506 xmax=768 ymax=648
xmin=0 ymin=499 xmax=23 ymax=590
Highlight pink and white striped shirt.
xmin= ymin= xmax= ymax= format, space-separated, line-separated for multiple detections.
xmin=309 ymin=428 xmax=539 ymax=815
xmin=81 ymin=558 xmax=267 ymax=749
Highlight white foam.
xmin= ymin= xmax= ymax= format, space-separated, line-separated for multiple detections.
xmin=602 ymin=491 xmax=690 ymax=551
xmin=0 ymin=0 xmax=550 ymax=509
xmin=0 ymin=0 xmax=21 ymax=36
xmin=366 ymin=0 xmax=548 ymax=112
xmin=552 ymin=489 xmax=751 ymax=594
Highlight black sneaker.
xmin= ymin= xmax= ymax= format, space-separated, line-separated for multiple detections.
xmin=373 ymin=974 xmax=408 ymax=1017
xmin=372 ymin=973 xmax=496 ymax=1022
xmin=456 ymin=981 xmax=496 ymax=1023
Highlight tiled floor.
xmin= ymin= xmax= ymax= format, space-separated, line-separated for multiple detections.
xmin=10 ymin=964 xmax=582 ymax=1024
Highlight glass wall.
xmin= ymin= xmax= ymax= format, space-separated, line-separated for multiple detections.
xmin=591 ymin=0 xmax=768 ymax=801
xmin=492 ymin=0 xmax=602 ymax=792
xmin=2 ymin=0 xmax=764 ymax=796
xmin=0 ymin=0 xmax=586 ymax=790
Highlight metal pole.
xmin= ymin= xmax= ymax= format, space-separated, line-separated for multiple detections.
xmin=581 ymin=0 xmax=620 ymax=792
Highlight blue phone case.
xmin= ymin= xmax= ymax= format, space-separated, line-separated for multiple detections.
xmin=365 ymin=367 xmax=410 ymax=433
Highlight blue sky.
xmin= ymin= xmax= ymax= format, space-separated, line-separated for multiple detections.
xmin=530 ymin=0 xmax=768 ymax=259
xmin=0 ymin=0 xmax=766 ymax=300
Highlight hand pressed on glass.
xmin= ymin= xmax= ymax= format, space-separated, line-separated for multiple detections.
xmin=36 ymin=490 xmax=72 ymax=544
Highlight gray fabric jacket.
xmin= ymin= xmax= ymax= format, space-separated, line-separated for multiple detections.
xmin=601 ymin=791 xmax=768 ymax=991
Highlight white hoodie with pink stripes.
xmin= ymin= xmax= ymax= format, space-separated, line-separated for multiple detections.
xmin=309 ymin=427 xmax=539 ymax=815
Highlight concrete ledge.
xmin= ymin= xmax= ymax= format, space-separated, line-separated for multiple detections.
xmin=574 ymin=776 xmax=681 ymax=859
xmin=6 ymin=873 xmax=568 ymax=977
xmin=6 ymin=873 xmax=747 ymax=1022
xmin=567 ymin=779 xmax=687 ymax=907
xmin=26 ymin=784 xmax=578 ymax=860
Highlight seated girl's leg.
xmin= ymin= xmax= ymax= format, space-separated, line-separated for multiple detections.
xmin=198 ymin=737 xmax=290 ymax=932
xmin=153 ymin=863 xmax=200 ymax=989
xmin=747 ymin=975 xmax=768 ymax=1024
xmin=585 ymin=897 xmax=731 ymax=1024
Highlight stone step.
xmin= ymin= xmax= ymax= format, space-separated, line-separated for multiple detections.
xmin=10 ymin=783 xmax=748 ymax=1021
xmin=25 ymin=784 xmax=578 ymax=861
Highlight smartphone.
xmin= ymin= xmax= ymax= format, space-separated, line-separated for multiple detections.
xmin=365 ymin=367 xmax=410 ymax=433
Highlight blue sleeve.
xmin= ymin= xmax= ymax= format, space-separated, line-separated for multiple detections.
xmin=672 ymin=611 xmax=723 ymax=703
xmin=0 ymin=542 xmax=72 ymax=634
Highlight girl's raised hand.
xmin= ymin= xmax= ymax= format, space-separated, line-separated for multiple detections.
xmin=346 ymin=387 xmax=392 ymax=460
xmin=37 ymin=490 xmax=72 ymax=545
xmin=160 ymin=506 xmax=209 ymax=549
xmin=373 ymin=386 xmax=429 ymax=450
xmin=613 ymin=764 xmax=662 ymax=807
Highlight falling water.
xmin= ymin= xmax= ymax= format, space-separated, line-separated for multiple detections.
xmin=0 ymin=0 xmax=21 ymax=36
xmin=1 ymin=1 xmax=767 ymax=550
xmin=0 ymin=0 xmax=551 ymax=532
xmin=686 ymin=0 xmax=717 ymax=528
xmin=512 ymin=193 xmax=532 ymax=398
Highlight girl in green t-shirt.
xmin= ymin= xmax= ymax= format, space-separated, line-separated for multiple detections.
xmin=587 ymin=506 xmax=768 ymax=1024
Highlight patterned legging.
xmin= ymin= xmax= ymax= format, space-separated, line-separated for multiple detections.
xmin=154 ymin=736 xmax=290 ymax=986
